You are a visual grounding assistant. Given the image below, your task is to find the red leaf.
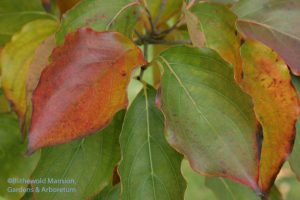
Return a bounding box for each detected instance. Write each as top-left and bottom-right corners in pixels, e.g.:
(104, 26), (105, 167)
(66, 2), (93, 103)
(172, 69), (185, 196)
(28, 28), (146, 153)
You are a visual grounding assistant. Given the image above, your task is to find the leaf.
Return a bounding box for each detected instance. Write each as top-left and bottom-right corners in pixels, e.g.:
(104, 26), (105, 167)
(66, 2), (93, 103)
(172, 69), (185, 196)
(206, 177), (282, 200)
(181, 160), (217, 200)
(27, 35), (57, 102)
(20, 186), (33, 200)
(206, 177), (260, 200)
(240, 40), (300, 193)
(56, 0), (139, 43)
(119, 85), (186, 200)
(233, 0), (300, 75)
(93, 184), (120, 200)
(57, 0), (80, 14)
(183, 5), (205, 48)
(289, 76), (300, 180)
(188, 3), (243, 82)
(0, 0), (56, 45)
(22, 35), (57, 136)
(206, 0), (239, 3)
(157, 46), (259, 189)
(144, 0), (183, 27)
(1, 19), (58, 129)
(268, 187), (283, 200)
(31, 111), (124, 200)
(29, 29), (146, 153)
(0, 113), (40, 200)
(276, 166), (300, 200)
(0, 89), (10, 113)
(109, 5), (140, 39)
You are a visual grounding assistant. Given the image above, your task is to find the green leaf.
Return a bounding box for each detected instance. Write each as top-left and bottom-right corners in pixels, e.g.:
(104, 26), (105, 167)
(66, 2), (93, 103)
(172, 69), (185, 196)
(206, 0), (239, 4)
(206, 177), (282, 200)
(0, 0), (56, 45)
(31, 111), (125, 200)
(119, 85), (186, 200)
(233, 0), (300, 76)
(269, 187), (283, 200)
(290, 76), (300, 180)
(188, 2), (243, 82)
(93, 184), (120, 200)
(157, 46), (259, 189)
(109, 5), (140, 39)
(56, 0), (139, 43)
(145, 0), (183, 26)
(206, 177), (260, 200)
(0, 113), (40, 200)
(1, 19), (58, 130)
(276, 167), (300, 200)
(0, 89), (10, 113)
(20, 187), (33, 200)
(181, 160), (217, 200)
(183, 6), (205, 48)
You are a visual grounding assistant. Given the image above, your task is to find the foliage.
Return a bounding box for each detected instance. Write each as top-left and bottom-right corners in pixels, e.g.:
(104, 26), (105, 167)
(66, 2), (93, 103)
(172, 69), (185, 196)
(0, 0), (300, 200)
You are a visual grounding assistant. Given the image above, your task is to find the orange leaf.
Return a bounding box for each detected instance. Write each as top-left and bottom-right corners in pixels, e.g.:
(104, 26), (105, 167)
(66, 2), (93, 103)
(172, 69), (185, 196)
(240, 40), (300, 194)
(28, 29), (146, 153)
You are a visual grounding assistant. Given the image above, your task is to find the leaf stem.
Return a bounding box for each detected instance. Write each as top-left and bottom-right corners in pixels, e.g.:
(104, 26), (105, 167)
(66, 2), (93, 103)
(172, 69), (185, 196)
(134, 2), (191, 82)
(137, 43), (149, 81)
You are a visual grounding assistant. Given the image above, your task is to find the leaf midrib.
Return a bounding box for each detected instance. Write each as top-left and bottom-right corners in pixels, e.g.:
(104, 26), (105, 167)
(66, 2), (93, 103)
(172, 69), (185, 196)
(144, 86), (157, 200)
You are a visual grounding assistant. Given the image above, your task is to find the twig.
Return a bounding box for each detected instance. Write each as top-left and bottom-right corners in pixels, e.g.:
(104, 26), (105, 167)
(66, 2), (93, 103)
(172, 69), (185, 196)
(156, 18), (182, 36)
(144, 7), (156, 33)
(146, 39), (192, 45)
(143, 42), (148, 61)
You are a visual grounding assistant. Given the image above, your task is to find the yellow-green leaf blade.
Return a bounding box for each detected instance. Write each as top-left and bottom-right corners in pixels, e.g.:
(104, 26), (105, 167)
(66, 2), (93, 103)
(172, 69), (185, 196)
(1, 19), (58, 128)
(0, 0), (56, 45)
(188, 3), (244, 82)
(56, 0), (139, 43)
(145, 0), (183, 27)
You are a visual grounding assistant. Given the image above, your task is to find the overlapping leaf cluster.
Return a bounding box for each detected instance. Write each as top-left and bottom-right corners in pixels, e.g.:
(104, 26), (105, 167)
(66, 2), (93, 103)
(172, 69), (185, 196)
(0, 0), (300, 200)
